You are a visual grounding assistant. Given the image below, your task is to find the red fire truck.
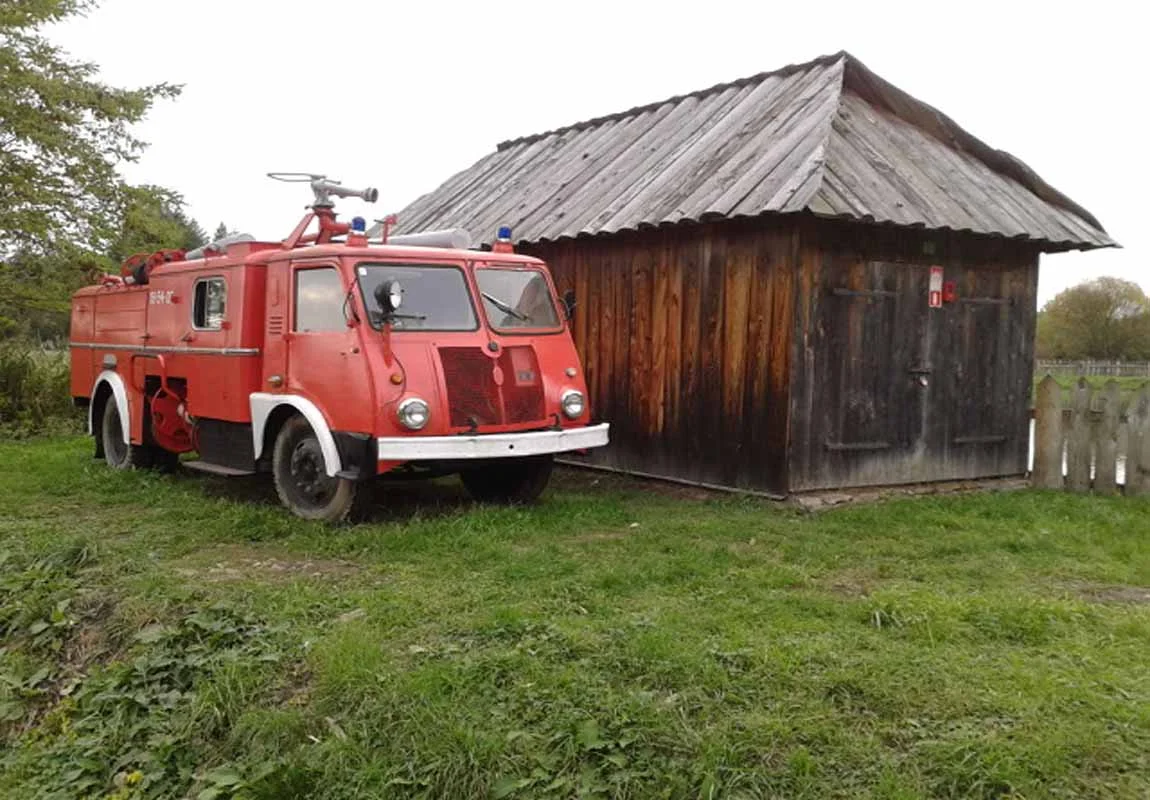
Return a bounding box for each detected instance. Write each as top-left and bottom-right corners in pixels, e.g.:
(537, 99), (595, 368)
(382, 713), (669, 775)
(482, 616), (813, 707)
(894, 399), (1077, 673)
(69, 174), (609, 521)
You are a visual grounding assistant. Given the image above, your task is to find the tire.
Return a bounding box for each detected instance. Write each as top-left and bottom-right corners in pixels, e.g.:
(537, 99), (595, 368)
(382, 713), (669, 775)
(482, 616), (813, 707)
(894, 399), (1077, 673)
(272, 416), (366, 523)
(149, 447), (181, 473)
(460, 454), (554, 504)
(101, 400), (154, 470)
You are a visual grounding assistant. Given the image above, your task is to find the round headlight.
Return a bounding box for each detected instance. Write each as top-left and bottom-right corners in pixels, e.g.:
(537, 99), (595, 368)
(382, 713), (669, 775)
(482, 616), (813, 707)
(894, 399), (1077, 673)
(561, 389), (585, 419)
(387, 281), (403, 311)
(397, 397), (429, 430)
(375, 279), (403, 314)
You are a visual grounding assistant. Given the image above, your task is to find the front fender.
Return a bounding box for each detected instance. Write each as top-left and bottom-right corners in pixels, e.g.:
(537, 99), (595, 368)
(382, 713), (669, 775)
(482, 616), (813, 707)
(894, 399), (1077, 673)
(89, 370), (130, 444)
(249, 393), (342, 477)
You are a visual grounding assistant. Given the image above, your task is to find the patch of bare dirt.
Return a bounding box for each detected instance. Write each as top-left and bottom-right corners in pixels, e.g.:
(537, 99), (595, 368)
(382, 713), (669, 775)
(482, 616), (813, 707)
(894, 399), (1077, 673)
(171, 544), (362, 584)
(1070, 583), (1150, 605)
(792, 477), (1031, 512)
(821, 568), (880, 598)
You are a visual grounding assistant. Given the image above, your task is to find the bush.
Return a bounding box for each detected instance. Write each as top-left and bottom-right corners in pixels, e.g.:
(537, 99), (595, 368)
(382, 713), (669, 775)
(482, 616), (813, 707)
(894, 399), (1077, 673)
(0, 340), (80, 437)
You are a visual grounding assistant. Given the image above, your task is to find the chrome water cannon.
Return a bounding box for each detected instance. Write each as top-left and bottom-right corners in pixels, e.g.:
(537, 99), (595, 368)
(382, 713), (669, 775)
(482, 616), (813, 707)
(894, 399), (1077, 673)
(267, 172), (379, 208)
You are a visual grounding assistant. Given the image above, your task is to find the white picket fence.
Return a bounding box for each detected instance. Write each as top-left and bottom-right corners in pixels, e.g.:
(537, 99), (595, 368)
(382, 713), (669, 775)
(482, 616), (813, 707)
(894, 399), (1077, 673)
(1035, 360), (1150, 378)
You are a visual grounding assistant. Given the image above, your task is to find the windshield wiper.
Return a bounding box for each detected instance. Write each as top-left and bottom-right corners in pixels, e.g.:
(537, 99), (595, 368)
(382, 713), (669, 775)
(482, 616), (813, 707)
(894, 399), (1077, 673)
(481, 291), (529, 322)
(369, 310), (427, 326)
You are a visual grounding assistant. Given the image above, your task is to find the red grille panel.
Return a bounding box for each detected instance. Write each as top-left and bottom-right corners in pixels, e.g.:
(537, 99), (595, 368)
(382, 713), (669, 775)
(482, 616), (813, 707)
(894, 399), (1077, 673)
(439, 347), (501, 427)
(438, 346), (546, 429)
(499, 346), (545, 424)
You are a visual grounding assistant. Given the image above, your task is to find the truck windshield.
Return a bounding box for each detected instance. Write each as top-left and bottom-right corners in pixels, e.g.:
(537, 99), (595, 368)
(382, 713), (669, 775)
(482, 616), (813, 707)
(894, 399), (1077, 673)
(475, 268), (561, 332)
(356, 264), (477, 331)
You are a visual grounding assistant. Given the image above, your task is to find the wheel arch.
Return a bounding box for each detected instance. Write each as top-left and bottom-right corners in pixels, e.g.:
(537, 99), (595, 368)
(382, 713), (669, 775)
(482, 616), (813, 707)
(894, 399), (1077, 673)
(89, 370), (130, 446)
(249, 393), (342, 477)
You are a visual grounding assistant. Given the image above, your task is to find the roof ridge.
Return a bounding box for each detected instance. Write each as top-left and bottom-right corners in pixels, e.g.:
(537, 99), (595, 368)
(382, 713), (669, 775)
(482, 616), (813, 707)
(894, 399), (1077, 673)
(495, 51), (852, 152)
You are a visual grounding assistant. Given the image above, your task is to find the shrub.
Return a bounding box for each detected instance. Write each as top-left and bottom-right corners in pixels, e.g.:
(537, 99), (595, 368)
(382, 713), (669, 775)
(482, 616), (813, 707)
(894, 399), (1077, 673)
(0, 340), (80, 437)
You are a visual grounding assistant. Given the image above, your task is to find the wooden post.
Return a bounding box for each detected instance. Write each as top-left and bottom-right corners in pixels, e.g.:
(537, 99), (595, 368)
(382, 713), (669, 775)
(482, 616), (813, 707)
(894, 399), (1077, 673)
(1032, 375), (1063, 489)
(1127, 384), (1150, 496)
(1066, 378), (1093, 492)
(1095, 380), (1120, 496)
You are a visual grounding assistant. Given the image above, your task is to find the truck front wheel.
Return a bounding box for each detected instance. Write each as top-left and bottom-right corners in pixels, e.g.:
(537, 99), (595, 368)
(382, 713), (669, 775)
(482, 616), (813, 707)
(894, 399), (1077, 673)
(101, 400), (153, 470)
(460, 454), (554, 504)
(272, 416), (366, 523)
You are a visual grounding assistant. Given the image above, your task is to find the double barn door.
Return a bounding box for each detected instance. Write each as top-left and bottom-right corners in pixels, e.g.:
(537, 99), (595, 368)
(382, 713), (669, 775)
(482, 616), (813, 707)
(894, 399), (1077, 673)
(804, 259), (1032, 489)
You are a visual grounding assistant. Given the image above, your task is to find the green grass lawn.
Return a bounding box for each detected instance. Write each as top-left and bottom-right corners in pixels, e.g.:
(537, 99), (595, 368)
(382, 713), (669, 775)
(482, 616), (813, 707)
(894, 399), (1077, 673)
(1, 438), (1148, 799)
(1031, 373), (1150, 408)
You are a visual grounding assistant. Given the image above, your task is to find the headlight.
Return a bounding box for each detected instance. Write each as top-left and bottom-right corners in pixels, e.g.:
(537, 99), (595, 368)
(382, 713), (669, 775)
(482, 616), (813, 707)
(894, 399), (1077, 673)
(560, 389), (585, 419)
(397, 397), (430, 430)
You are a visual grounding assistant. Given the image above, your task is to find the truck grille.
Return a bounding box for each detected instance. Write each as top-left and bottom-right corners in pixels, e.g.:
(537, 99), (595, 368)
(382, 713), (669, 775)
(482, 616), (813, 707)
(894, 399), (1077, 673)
(438, 346), (545, 428)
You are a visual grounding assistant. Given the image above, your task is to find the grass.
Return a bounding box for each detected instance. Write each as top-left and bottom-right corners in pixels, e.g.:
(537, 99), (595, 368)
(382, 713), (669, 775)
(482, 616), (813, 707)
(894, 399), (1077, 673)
(1032, 373), (1150, 408)
(1, 437), (1149, 798)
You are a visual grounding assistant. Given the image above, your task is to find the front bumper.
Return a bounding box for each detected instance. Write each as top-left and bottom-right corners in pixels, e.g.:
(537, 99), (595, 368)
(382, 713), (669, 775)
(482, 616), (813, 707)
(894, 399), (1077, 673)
(377, 423), (609, 461)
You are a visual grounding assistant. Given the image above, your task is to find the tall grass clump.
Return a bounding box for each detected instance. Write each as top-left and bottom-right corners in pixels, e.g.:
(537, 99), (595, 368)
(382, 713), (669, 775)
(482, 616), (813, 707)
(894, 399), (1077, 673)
(0, 340), (79, 437)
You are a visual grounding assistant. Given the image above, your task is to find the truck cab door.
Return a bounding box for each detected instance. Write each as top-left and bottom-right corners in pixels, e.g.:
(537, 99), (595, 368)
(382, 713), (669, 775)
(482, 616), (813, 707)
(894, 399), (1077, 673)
(285, 262), (372, 433)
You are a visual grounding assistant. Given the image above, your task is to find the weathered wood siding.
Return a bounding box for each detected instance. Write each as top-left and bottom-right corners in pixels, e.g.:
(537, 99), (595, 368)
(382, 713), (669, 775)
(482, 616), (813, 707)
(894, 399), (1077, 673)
(527, 219), (797, 494)
(789, 217), (1041, 491)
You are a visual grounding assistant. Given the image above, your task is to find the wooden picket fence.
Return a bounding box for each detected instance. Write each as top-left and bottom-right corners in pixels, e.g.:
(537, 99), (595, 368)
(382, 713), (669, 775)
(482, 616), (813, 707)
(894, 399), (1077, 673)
(1032, 375), (1150, 493)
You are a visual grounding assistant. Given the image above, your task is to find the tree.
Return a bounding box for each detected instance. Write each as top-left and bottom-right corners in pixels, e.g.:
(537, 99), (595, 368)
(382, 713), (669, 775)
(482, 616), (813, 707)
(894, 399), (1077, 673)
(0, 185), (206, 341)
(0, 1), (180, 258)
(213, 222), (230, 241)
(108, 185), (207, 263)
(1036, 277), (1150, 361)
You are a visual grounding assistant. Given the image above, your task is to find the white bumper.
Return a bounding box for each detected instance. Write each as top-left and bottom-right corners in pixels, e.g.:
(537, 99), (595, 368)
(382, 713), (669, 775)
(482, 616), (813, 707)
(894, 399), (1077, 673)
(377, 423), (609, 461)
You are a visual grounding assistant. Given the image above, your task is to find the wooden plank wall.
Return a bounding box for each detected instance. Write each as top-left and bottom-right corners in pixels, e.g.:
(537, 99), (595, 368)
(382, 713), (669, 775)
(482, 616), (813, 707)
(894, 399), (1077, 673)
(788, 217), (1042, 491)
(526, 219), (797, 494)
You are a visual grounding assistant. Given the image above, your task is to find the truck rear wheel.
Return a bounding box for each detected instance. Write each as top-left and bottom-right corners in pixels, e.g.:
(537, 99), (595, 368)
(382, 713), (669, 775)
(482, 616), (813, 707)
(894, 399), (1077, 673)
(101, 400), (153, 470)
(272, 416), (365, 523)
(460, 454), (554, 504)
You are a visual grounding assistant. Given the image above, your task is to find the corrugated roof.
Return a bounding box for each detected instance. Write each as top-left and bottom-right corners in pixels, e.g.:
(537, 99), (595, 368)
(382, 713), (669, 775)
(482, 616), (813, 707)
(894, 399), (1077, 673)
(393, 52), (1114, 252)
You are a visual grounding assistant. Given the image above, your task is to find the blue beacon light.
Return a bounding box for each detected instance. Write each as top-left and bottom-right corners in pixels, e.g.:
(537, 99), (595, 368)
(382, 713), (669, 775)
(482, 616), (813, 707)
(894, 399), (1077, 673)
(351, 216), (367, 233)
(497, 226), (512, 241)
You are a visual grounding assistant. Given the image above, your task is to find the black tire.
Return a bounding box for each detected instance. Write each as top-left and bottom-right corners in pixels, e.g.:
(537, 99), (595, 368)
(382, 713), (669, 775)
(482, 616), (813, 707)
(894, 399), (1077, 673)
(101, 400), (154, 470)
(460, 454), (554, 504)
(149, 447), (181, 473)
(272, 416), (366, 523)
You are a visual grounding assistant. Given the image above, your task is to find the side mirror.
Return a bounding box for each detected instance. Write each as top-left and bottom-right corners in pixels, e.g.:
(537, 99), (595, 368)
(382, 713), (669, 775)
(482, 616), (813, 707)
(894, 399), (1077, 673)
(374, 280), (403, 315)
(562, 289), (576, 321)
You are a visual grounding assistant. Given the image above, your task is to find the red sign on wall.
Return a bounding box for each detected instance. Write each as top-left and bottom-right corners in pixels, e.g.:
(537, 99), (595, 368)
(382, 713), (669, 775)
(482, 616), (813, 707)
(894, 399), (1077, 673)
(929, 266), (944, 308)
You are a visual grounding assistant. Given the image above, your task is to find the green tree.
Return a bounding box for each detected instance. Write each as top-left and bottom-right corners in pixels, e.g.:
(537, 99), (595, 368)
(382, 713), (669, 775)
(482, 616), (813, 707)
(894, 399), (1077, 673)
(213, 222), (230, 241)
(1, 186), (206, 341)
(1036, 277), (1150, 361)
(0, 0), (179, 257)
(108, 185), (206, 263)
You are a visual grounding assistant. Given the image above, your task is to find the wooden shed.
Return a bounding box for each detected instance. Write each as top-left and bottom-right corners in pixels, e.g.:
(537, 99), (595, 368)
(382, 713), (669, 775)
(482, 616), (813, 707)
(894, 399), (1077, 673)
(393, 52), (1115, 496)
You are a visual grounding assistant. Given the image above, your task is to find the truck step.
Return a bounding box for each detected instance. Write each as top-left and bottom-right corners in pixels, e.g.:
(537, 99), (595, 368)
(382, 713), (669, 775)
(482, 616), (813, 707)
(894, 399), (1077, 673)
(181, 460), (256, 477)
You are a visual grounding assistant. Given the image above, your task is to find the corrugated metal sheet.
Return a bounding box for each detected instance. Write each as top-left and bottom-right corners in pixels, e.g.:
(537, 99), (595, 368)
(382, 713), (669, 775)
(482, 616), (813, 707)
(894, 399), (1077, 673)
(394, 52), (1114, 251)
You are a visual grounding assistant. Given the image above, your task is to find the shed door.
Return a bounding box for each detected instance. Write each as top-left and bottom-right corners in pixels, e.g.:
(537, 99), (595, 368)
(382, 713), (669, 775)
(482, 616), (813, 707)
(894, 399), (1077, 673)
(815, 261), (928, 459)
(805, 261), (1027, 490)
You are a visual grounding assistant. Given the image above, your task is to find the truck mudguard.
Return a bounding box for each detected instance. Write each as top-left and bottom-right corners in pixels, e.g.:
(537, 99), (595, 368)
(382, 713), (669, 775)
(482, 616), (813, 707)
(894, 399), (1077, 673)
(89, 370), (130, 444)
(249, 393), (342, 477)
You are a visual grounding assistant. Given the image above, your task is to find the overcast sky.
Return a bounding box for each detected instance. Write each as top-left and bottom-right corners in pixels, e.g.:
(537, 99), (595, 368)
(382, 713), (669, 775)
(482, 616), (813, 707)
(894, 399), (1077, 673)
(51, 0), (1140, 306)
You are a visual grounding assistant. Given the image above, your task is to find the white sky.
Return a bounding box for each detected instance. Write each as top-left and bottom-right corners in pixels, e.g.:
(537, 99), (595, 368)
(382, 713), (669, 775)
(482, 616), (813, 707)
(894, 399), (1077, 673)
(50, 0), (1141, 306)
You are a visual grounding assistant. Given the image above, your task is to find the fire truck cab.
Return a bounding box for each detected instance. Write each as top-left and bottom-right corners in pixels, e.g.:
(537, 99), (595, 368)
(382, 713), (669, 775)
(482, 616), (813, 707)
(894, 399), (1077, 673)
(69, 176), (609, 521)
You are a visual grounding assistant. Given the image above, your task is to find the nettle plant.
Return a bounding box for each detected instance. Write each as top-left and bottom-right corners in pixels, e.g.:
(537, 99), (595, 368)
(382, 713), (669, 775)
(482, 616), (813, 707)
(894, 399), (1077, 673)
(0, 543), (300, 799)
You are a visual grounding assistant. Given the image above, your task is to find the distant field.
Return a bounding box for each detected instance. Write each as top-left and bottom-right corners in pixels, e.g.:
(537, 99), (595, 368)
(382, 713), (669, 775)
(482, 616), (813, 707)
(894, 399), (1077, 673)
(2, 437), (1149, 799)
(1032, 373), (1150, 407)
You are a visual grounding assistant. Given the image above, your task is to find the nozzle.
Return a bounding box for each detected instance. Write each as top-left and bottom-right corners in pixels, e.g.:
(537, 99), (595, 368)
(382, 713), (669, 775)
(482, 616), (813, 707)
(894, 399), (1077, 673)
(310, 178), (378, 206)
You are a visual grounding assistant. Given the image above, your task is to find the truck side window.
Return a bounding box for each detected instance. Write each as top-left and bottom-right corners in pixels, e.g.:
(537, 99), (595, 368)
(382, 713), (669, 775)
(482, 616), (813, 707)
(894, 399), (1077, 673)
(192, 277), (226, 330)
(295, 268), (345, 332)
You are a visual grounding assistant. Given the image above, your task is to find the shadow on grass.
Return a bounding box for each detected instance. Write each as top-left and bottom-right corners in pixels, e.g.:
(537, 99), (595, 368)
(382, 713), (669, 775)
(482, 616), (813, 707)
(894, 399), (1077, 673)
(181, 467), (477, 524)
